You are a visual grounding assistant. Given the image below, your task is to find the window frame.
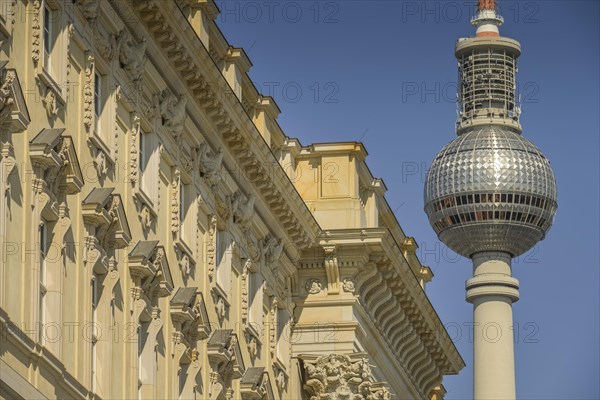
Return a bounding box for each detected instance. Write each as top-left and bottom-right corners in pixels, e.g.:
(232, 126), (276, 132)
(276, 306), (291, 367)
(91, 274), (99, 392)
(39, 221), (48, 344)
(215, 228), (232, 297)
(42, 3), (52, 74)
(248, 269), (264, 334)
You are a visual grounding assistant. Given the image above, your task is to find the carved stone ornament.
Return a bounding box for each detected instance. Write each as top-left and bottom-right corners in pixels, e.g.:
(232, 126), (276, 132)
(170, 287), (211, 365)
(129, 113), (140, 184)
(83, 54), (95, 133)
(76, 0), (99, 22)
(93, 147), (108, 179)
(305, 278), (322, 295)
(245, 332), (258, 360)
(178, 252), (190, 276)
(232, 191), (255, 230)
(117, 30), (147, 86)
(128, 241), (174, 323)
(342, 278), (356, 294)
(275, 368), (286, 393)
(160, 91), (187, 138)
(207, 214), (217, 282)
(82, 188), (132, 276)
(0, 69), (15, 123)
(262, 235), (284, 265)
(240, 367), (273, 400)
(198, 141), (224, 187)
(214, 192), (232, 221)
(323, 244), (340, 294)
(139, 204), (153, 230)
(42, 87), (59, 117)
(31, 0), (41, 65)
(207, 329), (245, 400)
(171, 168), (181, 233)
(302, 354), (391, 400)
(95, 27), (118, 62)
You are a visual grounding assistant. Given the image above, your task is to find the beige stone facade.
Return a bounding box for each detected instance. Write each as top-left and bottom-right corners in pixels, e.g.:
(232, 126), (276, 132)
(0, 1), (463, 399)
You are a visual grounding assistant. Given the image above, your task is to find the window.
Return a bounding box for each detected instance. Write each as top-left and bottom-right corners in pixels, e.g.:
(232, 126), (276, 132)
(216, 229), (232, 296)
(42, 3), (52, 73)
(139, 131), (159, 206)
(94, 72), (102, 134)
(180, 183), (188, 244)
(91, 274), (99, 392)
(39, 222), (48, 343)
(248, 270), (264, 331)
(276, 308), (290, 365)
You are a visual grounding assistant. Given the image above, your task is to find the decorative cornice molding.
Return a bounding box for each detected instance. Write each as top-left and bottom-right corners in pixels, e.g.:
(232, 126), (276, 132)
(127, 0), (319, 252)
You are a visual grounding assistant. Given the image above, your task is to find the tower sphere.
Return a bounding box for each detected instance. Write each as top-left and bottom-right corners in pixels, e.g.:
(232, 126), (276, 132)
(424, 126), (557, 258)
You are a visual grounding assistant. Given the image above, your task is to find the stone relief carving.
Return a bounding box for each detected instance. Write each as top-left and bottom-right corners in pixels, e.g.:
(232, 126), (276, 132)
(275, 368), (286, 393)
(198, 141), (224, 187)
(215, 295), (226, 321)
(129, 113), (140, 185)
(305, 279), (322, 295)
(323, 244), (340, 294)
(241, 259), (250, 324)
(95, 28), (118, 61)
(262, 235), (284, 265)
(42, 88), (58, 117)
(160, 92), (187, 138)
(218, 198), (233, 226)
(76, 0), (99, 22)
(178, 252), (191, 276)
(245, 333), (258, 360)
(269, 298), (277, 358)
(170, 288), (210, 369)
(117, 30), (146, 85)
(83, 54), (95, 133)
(0, 71), (14, 121)
(128, 242), (172, 328)
(82, 191), (130, 276)
(171, 168), (181, 233)
(206, 214), (217, 283)
(139, 204), (153, 231)
(342, 278), (356, 294)
(31, 0), (41, 65)
(232, 191), (255, 230)
(93, 147), (108, 179)
(303, 354), (391, 400)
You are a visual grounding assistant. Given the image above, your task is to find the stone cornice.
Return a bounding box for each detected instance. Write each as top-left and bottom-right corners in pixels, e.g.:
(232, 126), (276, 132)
(299, 229), (464, 395)
(297, 141), (368, 162)
(118, 0), (319, 252)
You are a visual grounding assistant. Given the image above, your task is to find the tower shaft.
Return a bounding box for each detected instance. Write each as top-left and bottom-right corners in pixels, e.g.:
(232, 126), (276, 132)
(466, 252), (519, 400)
(424, 1), (558, 398)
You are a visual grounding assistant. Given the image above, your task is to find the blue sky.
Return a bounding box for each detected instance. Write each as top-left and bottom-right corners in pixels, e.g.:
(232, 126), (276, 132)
(216, 1), (600, 398)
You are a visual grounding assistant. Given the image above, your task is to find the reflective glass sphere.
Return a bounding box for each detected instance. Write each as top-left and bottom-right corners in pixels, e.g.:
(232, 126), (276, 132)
(424, 127), (557, 258)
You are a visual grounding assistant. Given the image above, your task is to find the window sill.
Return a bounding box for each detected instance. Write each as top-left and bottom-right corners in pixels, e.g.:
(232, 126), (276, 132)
(244, 323), (262, 345)
(174, 238), (195, 264)
(134, 189), (157, 216)
(273, 358), (288, 375)
(89, 132), (115, 165)
(212, 283), (229, 304)
(37, 67), (66, 106)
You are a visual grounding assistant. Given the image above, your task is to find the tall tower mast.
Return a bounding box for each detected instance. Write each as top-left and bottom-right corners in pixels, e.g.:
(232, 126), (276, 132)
(424, 1), (558, 399)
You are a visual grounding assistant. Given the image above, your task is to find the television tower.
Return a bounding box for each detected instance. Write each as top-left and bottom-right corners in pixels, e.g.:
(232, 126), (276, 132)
(423, 1), (558, 399)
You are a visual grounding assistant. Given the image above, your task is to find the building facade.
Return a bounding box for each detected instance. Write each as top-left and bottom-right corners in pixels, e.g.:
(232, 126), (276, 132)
(0, 1), (463, 399)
